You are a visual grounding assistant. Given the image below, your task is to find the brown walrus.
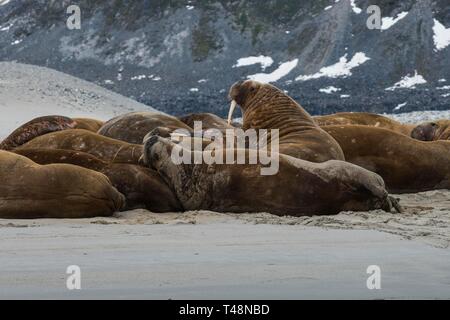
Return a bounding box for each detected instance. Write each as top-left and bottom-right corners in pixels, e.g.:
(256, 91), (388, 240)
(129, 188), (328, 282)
(179, 113), (235, 131)
(314, 112), (414, 136)
(0, 150), (125, 219)
(228, 80), (344, 162)
(0, 115), (76, 151)
(73, 118), (105, 132)
(98, 112), (193, 144)
(322, 125), (450, 193)
(142, 135), (400, 216)
(16, 129), (143, 165)
(410, 120), (450, 141)
(14, 149), (183, 212)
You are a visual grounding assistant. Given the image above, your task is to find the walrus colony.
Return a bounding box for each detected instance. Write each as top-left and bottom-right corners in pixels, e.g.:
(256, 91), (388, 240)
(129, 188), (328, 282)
(1, 80), (448, 218)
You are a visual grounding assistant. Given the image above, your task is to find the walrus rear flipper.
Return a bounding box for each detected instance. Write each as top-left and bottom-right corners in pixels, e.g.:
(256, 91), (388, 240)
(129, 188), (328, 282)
(387, 196), (403, 213)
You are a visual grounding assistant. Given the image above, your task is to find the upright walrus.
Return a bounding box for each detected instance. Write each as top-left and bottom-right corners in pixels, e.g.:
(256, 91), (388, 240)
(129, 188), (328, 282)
(14, 149), (183, 212)
(16, 129), (143, 165)
(411, 120), (450, 141)
(0, 151), (125, 219)
(143, 135), (399, 216)
(98, 112), (193, 144)
(314, 112), (414, 136)
(322, 125), (450, 193)
(0, 115), (76, 151)
(228, 80), (344, 162)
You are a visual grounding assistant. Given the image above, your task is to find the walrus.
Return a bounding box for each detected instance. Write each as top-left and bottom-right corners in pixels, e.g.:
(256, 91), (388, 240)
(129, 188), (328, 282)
(16, 129), (143, 165)
(98, 112), (193, 144)
(73, 117), (105, 132)
(178, 113), (235, 131)
(314, 112), (415, 136)
(322, 125), (450, 193)
(228, 80), (344, 162)
(14, 149), (183, 212)
(142, 135), (400, 216)
(410, 120), (450, 141)
(0, 151), (125, 219)
(0, 115), (76, 151)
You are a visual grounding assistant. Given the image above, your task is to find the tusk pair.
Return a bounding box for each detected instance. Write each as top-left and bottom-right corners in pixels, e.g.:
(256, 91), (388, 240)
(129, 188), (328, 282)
(227, 100), (237, 125)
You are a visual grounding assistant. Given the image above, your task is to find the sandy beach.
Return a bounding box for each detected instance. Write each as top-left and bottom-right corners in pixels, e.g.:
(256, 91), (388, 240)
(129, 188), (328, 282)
(1, 190), (450, 299)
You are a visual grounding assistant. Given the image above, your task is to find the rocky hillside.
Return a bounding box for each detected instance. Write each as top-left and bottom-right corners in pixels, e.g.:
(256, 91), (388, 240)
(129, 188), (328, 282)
(0, 0), (449, 117)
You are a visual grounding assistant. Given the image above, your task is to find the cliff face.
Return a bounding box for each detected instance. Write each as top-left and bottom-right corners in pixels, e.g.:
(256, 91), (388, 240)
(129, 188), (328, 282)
(0, 0), (449, 116)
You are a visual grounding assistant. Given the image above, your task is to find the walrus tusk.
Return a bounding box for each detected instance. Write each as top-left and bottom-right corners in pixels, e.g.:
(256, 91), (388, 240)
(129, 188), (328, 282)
(227, 100), (237, 125)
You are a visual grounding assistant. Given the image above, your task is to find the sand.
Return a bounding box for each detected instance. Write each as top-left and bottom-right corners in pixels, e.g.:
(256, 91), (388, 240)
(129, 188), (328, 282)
(1, 190), (449, 299)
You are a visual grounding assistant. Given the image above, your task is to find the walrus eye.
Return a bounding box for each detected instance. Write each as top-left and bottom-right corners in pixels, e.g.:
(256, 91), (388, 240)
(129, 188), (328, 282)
(430, 123), (437, 127)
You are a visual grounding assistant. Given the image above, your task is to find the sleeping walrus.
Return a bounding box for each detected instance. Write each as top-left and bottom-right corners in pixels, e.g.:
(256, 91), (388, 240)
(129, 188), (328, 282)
(0, 115), (76, 151)
(0, 151), (124, 219)
(16, 129), (143, 165)
(14, 149), (182, 212)
(98, 112), (192, 144)
(227, 80), (344, 162)
(314, 112), (414, 136)
(142, 135), (400, 216)
(322, 125), (450, 193)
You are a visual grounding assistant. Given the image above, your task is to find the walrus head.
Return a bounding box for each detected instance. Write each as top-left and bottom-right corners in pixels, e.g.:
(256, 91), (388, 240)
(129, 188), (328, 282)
(411, 122), (439, 141)
(227, 80), (265, 125)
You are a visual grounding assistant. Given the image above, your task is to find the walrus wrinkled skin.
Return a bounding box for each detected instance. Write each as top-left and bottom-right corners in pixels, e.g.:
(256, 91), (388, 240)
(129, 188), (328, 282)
(228, 80), (344, 162)
(0, 151), (125, 219)
(16, 129), (143, 165)
(73, 118), (105, 132)
(142, 135), (398, 216)
(179, 113), (235, 131)
(98, 112), (193, 144)
(0, 115), (76, 151)
(322, 125), (450, 193)
(14, 149), (183, 212)
(411, 120), (450, 141)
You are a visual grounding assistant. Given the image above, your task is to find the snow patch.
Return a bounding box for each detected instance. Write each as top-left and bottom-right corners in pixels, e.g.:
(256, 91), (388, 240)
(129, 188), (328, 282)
(296, 52), (370, 81)
(394, 102), (407, 111)
(350, 0), (362, 14)
(442, 93), (450, 98)
(319, 86), (341, 94)
(385, 71), (427, 91)
(324, 6), (332, 11)
(198, 79), (208, 83)
(233, 56), (274, 70)
(438, 79), (446, 83)
(340, 94), (350, 98)
(131, 75), (147, 81)
(190, 88), (199, 92)
(437, 85), (450, 90)
(11, 39), (22, 45)
(186, 5), (194, 10)
(433, 19), (450, 51)
(247, 59), (298, 83)
(0, 0), (11, 6)
(381, 12), (408, 30)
